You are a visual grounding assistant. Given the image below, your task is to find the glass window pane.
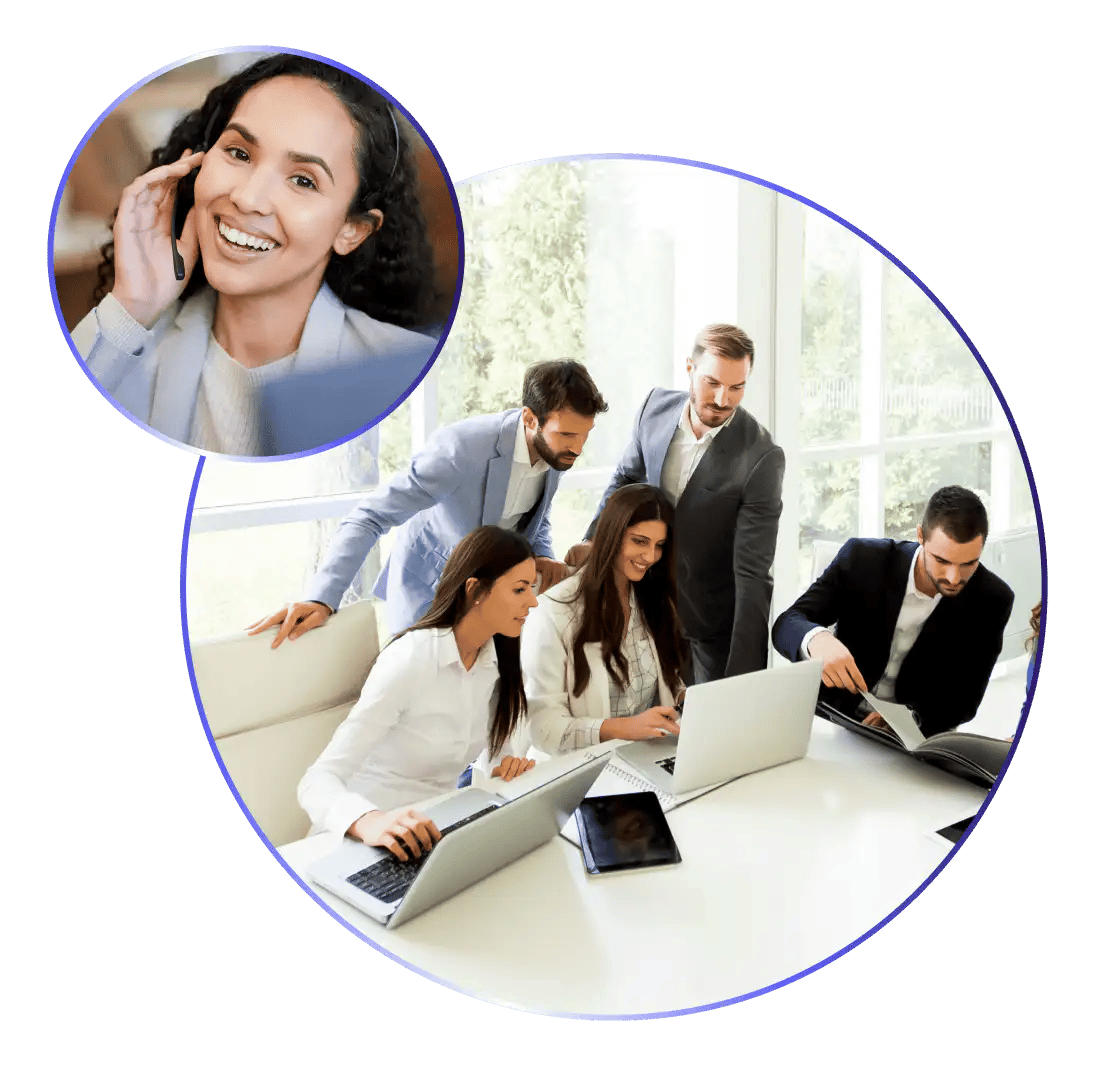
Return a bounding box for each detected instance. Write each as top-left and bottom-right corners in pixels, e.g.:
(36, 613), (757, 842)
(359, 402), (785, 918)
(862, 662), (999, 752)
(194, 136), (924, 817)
(883, 443), (992, 539)
(1008, 435), (1037, 529)
(437, 159), (739, 477)
(797, 458), (860, 591)
(800, 212), (862, 446)
(548, 487), (605, 561)
(186, 519), (381, 640)
(377, 404), (412, 483)
(882, 262), (994, 437)
(195, 432), (379, 507)
(438, 162), (589, 428)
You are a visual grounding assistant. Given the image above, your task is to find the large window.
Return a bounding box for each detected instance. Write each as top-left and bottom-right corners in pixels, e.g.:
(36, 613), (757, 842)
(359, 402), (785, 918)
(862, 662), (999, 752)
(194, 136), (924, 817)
(188, 160), (1038, 676)
(773, 204), (1035, 627)
(189, 159), (743, 638)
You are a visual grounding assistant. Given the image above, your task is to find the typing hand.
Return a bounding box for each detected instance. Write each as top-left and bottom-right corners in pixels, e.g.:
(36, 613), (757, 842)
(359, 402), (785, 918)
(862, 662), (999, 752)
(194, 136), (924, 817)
(350, 809), (441, 862)
(807, 631), (868, 693)
(612, 705), (681, 741)
(490, 756), (537, 781)
(247, 601), (333, 649)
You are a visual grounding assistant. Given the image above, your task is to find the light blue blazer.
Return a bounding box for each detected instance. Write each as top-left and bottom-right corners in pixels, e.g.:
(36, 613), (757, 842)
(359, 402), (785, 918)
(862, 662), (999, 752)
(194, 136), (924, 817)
(304, 409), (562, 633)
(71, 285), (435, 454)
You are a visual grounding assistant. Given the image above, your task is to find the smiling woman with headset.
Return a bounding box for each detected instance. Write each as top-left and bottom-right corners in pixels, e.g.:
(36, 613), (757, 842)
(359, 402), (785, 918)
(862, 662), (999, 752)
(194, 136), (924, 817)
(70, 53), (440, 455)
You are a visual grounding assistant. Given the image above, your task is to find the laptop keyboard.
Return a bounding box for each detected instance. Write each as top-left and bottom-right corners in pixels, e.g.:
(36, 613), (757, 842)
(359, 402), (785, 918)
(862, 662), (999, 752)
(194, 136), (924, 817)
(346, 806), (498, 905)
(656, 757), (676, 775)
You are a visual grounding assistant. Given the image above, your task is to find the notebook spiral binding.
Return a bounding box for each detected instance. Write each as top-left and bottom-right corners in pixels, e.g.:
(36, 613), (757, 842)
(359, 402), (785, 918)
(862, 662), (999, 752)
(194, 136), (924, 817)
(603, 761), (677, 811)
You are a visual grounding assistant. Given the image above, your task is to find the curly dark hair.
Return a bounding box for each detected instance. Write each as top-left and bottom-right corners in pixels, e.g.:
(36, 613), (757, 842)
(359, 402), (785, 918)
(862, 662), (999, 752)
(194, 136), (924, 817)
(94, 53), (437, 330)
(565, 484), (688, 700)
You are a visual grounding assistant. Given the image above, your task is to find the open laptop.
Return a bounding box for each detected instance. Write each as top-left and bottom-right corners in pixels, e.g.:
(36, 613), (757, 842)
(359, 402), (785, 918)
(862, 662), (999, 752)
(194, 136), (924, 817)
(308, 752), (610, 929)
(615, 659), (824, 794)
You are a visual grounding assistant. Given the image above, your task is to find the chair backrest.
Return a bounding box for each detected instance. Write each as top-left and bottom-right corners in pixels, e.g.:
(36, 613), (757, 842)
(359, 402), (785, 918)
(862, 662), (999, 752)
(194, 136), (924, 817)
(191, 601), (380, 846)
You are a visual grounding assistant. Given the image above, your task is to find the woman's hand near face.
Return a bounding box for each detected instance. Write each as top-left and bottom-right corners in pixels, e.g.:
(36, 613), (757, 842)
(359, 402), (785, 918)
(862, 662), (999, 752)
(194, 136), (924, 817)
(112, 150), (206, 328)
(490, 756), (536, 782)
(349, 808), (441, 862)
(600, 705), (681, 742)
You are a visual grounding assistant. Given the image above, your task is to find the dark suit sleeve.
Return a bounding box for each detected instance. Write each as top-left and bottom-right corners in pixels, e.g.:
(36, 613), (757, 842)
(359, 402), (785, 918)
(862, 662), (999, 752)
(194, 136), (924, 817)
(583, 390), (653, 541)
(724, 446), (785, 676)
(771, 540), (854, 663)
(913, 584), (1015, 735)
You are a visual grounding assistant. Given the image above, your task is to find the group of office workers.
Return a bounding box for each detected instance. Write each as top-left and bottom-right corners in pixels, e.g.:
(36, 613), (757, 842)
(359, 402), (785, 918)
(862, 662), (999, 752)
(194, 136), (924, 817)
(249, 325), (1017, 861)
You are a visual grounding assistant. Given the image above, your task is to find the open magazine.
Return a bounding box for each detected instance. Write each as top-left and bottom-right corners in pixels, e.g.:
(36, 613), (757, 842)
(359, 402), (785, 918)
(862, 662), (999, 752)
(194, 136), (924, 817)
(816, 691), (1011, 789)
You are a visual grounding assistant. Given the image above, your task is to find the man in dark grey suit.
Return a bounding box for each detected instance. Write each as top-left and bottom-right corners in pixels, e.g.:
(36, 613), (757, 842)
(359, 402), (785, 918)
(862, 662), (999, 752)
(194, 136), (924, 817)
(570, 325), (785, 682)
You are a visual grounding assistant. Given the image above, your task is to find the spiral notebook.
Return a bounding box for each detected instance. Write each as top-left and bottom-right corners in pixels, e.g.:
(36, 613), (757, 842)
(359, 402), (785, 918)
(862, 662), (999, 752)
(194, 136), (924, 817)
(558, 752), (723, 847)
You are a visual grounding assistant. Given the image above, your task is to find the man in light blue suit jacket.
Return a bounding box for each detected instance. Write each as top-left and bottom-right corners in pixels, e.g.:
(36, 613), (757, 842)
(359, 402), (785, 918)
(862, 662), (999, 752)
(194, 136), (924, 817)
(251, 360), (608, 645)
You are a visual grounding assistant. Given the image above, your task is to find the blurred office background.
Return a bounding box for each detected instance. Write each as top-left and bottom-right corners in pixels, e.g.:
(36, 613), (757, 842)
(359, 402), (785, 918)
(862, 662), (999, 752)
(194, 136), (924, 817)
(187, 159), (1041, 736)
(52, 51), (460, 332)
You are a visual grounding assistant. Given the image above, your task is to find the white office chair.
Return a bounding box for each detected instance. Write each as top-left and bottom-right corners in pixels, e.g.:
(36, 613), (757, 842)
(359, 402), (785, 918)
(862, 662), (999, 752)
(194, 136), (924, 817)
(191, 600), (381, 846)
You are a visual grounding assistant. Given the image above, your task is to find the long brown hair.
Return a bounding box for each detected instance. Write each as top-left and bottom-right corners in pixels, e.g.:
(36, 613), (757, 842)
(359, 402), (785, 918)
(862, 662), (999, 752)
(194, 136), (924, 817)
(566, 484), (687, 698)
(1026, 601), (1042, 652)
(397, 526), (532, 758)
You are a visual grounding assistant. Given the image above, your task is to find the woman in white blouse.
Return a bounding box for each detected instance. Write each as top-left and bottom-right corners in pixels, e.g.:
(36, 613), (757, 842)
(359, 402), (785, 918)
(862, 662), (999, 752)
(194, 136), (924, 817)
(298, 526), (538, 861)
(522, 484), (689, 755)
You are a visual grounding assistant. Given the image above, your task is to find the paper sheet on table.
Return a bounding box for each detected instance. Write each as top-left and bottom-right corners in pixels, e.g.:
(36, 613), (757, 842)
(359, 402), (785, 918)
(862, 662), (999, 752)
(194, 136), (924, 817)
(861, 691), (926, 750)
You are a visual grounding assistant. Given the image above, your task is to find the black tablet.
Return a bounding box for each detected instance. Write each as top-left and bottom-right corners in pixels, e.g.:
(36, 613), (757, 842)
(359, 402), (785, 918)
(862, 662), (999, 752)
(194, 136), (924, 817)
(575, 792), (682, 875)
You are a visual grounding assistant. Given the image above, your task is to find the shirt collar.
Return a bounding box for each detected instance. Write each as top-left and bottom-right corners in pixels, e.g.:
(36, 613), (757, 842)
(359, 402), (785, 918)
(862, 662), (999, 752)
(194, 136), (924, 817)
(907, 546), (939, 603)
(680, 399), (734, 442)
(436, 627), (499, 671)
(513, 422), (548, 473)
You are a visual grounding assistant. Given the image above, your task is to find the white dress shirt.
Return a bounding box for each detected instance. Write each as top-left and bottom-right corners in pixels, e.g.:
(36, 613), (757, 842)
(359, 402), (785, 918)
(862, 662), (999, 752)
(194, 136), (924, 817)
(297, 628), (504, 837)
(499, 424), (550, 530)
(659, 401), (734, 504)
(800, 546), (941, 699)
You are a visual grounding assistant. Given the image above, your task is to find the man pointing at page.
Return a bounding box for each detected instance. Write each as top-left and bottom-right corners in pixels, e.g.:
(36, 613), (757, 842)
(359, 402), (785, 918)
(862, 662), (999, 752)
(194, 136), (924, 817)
(771, 486), (1014, 736)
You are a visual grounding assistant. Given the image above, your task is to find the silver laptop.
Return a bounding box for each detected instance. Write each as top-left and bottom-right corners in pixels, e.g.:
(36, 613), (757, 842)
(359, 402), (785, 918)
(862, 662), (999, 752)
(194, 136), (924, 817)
(308, 752), (610, 929)
(616, 659), (823, 794)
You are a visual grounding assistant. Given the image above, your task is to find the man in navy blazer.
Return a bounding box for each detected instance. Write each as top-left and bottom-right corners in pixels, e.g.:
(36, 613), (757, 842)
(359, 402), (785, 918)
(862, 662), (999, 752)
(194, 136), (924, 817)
(572, 325), (785, 682)
(250, 360), (608, 645)
(771, 486), (1014, 737)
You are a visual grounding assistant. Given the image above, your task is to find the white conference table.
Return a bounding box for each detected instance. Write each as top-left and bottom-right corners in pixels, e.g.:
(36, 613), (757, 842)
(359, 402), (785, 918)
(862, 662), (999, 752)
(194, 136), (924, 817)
(278, 719), (989, 1016)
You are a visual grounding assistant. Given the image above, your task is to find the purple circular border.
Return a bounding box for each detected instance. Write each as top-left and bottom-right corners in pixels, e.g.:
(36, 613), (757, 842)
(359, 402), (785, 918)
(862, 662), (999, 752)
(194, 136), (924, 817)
(47, 44), (465, 463)
(180, 153), (1047, 1019)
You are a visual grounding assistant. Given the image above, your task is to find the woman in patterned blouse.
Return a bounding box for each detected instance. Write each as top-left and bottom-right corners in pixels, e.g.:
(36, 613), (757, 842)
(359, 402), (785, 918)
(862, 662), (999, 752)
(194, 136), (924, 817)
(521, 484), (689, 754)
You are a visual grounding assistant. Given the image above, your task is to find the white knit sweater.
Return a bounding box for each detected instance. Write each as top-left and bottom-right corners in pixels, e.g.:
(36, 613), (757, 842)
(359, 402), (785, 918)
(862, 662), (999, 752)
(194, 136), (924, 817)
(189, 337), (297, 455)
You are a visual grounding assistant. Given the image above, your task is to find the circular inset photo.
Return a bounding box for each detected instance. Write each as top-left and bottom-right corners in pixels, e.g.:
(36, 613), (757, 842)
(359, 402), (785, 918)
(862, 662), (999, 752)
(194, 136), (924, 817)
(51, 49), (461, 458)
(182, 156), (1044, 1017)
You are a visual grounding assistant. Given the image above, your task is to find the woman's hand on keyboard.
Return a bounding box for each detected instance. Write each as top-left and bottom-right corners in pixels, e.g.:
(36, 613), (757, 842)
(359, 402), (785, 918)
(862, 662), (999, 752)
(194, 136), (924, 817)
(490, 756), (537, 781)
(601, 705), (681, 742)
(349, 809), (442, 862)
